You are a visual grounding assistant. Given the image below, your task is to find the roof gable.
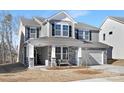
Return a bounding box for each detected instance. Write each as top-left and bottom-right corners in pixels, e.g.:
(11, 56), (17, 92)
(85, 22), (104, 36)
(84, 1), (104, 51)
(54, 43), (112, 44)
(109, 16), (124, 24)
(47, 11), (76, 23)
(20, 17), (40, 27)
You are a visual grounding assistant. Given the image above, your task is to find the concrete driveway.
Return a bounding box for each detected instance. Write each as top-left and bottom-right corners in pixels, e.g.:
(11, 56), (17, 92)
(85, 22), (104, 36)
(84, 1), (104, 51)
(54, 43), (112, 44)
(74, 65), (124, 82)
(90, 64), (124, 74)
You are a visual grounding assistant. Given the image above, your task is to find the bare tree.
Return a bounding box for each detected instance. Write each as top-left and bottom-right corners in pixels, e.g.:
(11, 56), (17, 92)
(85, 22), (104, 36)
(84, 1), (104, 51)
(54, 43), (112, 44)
(0, 11), (18, 64)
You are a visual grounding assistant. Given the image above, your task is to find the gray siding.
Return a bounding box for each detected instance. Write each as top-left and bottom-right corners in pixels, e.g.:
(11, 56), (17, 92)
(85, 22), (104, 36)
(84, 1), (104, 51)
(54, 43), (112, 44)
(91, 31), (99, 42)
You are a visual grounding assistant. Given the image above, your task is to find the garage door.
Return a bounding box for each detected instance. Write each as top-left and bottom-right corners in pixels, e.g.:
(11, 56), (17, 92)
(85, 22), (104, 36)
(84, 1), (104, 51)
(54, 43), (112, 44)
(82, 49), (104, 65)
(89, 51), (104, 64)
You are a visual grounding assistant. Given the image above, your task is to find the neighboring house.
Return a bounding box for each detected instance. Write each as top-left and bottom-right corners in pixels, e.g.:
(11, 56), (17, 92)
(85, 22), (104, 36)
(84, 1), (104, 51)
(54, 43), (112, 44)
(18, 11), (109, 68)
(99, 16), (124, 59)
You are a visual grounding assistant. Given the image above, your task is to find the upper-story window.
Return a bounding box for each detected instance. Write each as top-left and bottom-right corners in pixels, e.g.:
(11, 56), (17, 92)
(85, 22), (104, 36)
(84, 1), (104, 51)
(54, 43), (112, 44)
(78, 30), (84, 40)
(85, 31), (89, 40)
(55, 24), (61, 36)
(25, 26), (40, 41)
(109, 31), (113, 35)
(30, 27), (37, 39)
(63, 25), (69, 36)
(103, 33), (106, 41)
(75, 29), (90, 41)
(53, 23), (69, 37)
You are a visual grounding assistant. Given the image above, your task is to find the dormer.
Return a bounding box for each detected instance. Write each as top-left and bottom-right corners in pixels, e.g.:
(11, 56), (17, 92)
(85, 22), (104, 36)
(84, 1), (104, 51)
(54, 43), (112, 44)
(35, 11), (76, 38)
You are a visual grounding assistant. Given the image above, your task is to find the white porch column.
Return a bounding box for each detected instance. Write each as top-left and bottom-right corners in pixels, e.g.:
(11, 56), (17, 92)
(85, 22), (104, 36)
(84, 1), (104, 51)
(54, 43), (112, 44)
(28, 44), (34, 68)
(77, 47), (82, 66)
(102, 50), (107, 64)
(47, 21), (50, 37)
(51, 46), (56, 67)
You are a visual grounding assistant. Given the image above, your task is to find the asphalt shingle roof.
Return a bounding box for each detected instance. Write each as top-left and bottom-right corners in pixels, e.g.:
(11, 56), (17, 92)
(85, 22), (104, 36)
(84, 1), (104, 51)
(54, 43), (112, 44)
(20, 17), (40, 27)
(27, 37), (109, 49)
(109, 16), (124, 24)
(75, 22), (100, 31)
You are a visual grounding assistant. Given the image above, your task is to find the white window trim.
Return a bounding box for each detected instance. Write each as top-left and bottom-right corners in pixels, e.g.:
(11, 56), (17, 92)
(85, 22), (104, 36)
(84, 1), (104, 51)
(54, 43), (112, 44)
(77, 30), (90, 40)
(54, 22), (69, 37)
(62, 25), (69, 37)
(55, 46), (69, 60)
(54, 23), (61, 37)
(30, 27), (37, 39)
(82, 31), (89, 40)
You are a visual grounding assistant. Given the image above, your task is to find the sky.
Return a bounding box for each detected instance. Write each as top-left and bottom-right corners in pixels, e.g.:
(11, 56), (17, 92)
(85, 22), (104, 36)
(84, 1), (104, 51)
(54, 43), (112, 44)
(6, 10), (124, 27)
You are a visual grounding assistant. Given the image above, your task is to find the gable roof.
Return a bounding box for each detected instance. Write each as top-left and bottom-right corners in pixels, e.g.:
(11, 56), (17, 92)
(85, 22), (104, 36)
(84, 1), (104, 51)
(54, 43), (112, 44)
(108, 16), (124, 24)
(47, 11), (76, 23)
(75, 22), (100, 31)
(20, 17), (40, 27)
(33, 17), (46, 22)
(20, 11), (99, 30)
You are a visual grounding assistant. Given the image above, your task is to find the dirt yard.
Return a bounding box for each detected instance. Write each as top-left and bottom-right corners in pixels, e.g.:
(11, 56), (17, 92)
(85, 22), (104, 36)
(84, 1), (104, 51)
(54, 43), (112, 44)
(112, 60), (124, 66)
(0, 63), (118, 82)
(108, 59), (124, 66)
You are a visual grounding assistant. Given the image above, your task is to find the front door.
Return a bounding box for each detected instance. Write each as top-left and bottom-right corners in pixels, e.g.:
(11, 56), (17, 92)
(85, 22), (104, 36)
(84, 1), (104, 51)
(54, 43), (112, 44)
(34, 47), (45, 66)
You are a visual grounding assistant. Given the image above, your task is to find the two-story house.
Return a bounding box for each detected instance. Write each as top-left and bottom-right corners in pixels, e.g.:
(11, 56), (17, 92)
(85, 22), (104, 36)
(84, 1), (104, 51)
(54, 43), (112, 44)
(18, 11), (109, 68)
(100, 16), (124, 59)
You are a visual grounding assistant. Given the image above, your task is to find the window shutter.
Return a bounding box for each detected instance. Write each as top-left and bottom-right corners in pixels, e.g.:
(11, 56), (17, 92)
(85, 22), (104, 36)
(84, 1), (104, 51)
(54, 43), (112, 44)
(89, 31), (92, 41)
(27, 27), (30, 39)
(52, 24), (55, 36)
(75, 29), (79, 39)
(37, 27), (40, 38)
(69, 25), (72, 37)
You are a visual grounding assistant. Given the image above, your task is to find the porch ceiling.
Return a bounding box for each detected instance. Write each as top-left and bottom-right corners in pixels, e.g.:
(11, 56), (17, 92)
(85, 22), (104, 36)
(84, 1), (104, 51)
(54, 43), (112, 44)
(27, 37), (109, 49)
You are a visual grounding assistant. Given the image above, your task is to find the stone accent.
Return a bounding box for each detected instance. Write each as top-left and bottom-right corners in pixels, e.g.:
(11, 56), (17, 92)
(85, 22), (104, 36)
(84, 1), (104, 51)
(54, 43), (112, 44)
(51, 58), (56, 67)
(29, 58), (34, 68)
(77, 47), (82, 66)
(77, 57), (82, 67)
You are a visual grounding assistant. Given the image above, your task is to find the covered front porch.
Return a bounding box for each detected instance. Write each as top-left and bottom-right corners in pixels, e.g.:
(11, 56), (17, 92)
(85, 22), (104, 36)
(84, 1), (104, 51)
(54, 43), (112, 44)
(25, 37), (109, 68)
(28, 45), (82, 68)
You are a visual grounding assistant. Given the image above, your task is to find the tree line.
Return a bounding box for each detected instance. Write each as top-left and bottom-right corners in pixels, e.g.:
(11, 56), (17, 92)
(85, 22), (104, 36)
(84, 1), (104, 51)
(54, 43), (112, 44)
(0, 11), (18, 64)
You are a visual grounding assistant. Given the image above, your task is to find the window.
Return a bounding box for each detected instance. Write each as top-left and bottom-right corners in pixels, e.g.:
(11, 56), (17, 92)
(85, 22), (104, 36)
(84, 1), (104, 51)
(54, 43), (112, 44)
(63, 47), (68, 59)
(53, 23), (69, 37)
(109, 31), (113, 35)
(55, 24), (61, 36)
(55, 47), (68, 60)
(63, 25), (69, 36)
(103, 33), (105, 41)
(75, 30), (90, 40)
(78, 30), (84, 40)
(30, 27), (37, 38)
(56, 47), (61, 60)
(30, 28), (35, 33)
(85, 31), (89, 40)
